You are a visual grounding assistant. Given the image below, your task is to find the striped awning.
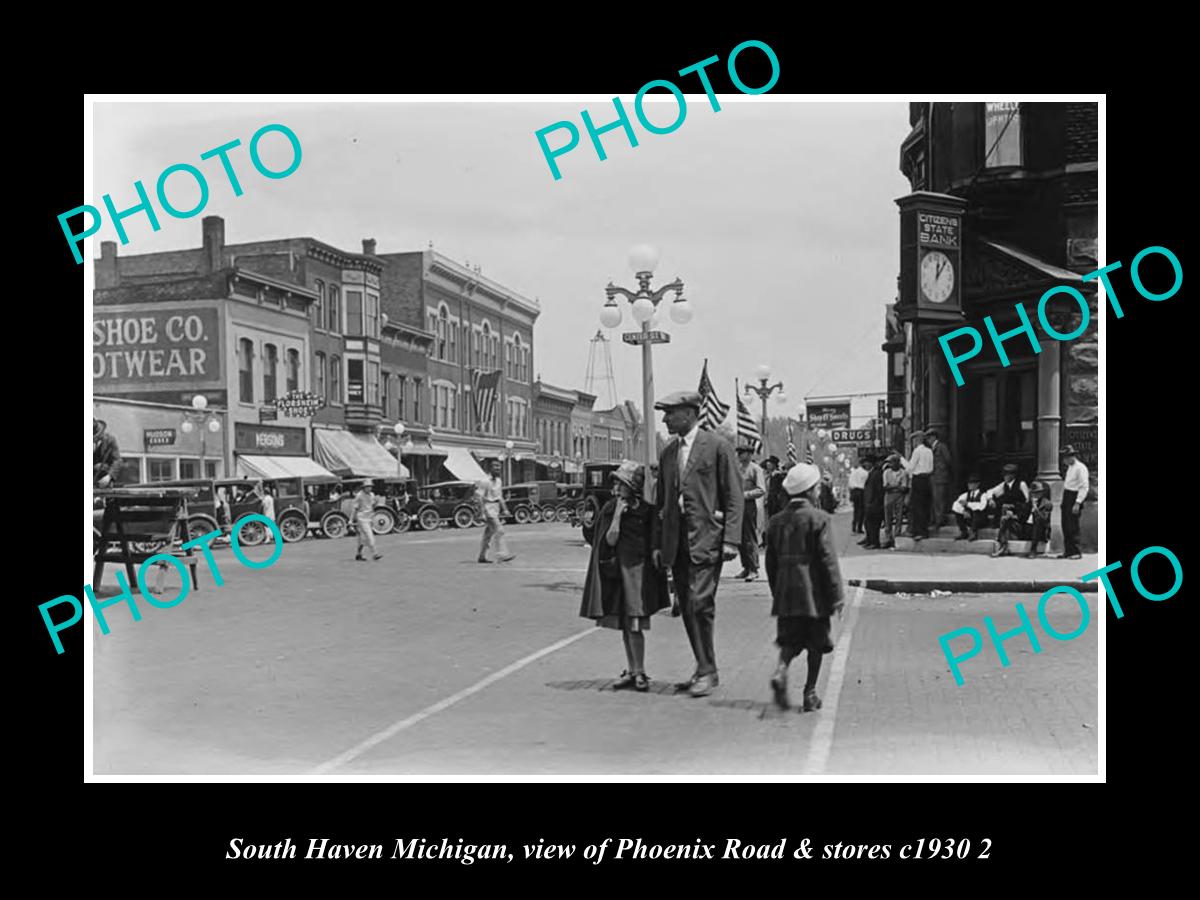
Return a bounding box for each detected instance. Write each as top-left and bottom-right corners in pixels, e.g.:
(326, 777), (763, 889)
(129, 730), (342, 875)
(314, 430), (407, 478)
(236, 454), (336, 480)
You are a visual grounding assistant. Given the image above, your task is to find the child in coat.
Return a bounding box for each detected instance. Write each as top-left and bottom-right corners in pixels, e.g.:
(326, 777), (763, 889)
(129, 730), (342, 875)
(1026, 481), (1054, 558)
(765, 463), (846, 712)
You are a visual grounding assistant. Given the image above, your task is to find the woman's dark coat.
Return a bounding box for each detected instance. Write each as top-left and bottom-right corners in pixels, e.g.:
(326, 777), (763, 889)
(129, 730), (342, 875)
(765, 497), (845, 618)
(579, 498), (670, 620)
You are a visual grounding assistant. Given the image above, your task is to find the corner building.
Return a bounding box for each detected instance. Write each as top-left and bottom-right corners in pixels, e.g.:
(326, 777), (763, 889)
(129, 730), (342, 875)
(888, 101), (1098, 549)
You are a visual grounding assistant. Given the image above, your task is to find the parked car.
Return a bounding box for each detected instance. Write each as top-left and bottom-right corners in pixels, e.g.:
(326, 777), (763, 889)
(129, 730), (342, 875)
(369, 477), (415, 533)
(579, 463), (621, 545)
(555, 483), (584, 524)
(123, 477), (273, 545)
(404, 480), (482, 530)
(332, 477), (411, 536)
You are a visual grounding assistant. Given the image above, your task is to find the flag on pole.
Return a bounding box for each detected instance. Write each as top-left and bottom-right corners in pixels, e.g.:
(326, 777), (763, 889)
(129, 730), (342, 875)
(735, 392), (762, 451)
(697, 359), (729, 431)
(786, 422), (797, 465)
(471, 368), (501, 432)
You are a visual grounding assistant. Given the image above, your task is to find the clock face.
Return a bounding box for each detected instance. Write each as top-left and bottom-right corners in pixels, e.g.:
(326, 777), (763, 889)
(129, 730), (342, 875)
(920, 250), (955, 304)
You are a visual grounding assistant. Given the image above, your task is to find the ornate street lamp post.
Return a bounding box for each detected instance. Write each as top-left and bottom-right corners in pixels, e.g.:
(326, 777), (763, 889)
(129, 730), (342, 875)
(180, 394), (222, 477)
(744, 364), (785, 449)
(600, 245), (691, 491)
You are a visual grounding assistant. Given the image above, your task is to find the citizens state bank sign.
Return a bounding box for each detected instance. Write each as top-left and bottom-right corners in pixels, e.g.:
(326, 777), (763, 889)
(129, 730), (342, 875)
(93, 307), (221, 387)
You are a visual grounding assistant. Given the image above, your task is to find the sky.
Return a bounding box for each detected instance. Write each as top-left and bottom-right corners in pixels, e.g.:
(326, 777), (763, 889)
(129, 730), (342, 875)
(92, 98), (912, 427)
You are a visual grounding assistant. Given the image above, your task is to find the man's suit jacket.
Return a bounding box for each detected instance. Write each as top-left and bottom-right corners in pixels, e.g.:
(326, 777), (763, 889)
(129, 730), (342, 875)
(932, 440), (953, 484)
(654, 428), (743, 567)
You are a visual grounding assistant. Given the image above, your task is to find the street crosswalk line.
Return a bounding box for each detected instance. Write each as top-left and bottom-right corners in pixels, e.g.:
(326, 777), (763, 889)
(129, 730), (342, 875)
(801, 581), (867, 775)
(308, 626), (600, 775)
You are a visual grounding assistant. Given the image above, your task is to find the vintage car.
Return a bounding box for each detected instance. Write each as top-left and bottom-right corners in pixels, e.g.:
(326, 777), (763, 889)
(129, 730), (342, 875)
(554, 483), (584, 524)
(368, 477), (416, 534)
(403, 480), (483, 531)
(330, 477), (415, 536)
(118, 477), (276, 545)
(579, 462), (621, 545)
(502, 480), (568, 524)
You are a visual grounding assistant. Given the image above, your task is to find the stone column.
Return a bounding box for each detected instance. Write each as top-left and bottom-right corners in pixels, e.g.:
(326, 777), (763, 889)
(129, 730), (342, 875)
(1037, 316), (1065, 553)
(924, 329), (950, 439)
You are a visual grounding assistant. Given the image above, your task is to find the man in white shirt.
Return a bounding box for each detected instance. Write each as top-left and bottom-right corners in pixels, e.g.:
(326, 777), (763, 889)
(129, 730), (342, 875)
(476, 460), (515, 564)
(902, 430), (935, 540)
(1060, 445), (1090, 559)
(847, 459), (869, 534)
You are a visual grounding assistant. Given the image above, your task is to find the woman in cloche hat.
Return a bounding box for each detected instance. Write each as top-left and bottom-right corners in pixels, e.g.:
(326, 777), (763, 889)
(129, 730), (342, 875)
(764, 463), (846, 712)
(579, 460), (670, 692)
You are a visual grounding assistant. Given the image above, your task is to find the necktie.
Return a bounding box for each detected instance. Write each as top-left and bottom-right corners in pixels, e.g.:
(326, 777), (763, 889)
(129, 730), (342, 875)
(677, 436), (690, 511)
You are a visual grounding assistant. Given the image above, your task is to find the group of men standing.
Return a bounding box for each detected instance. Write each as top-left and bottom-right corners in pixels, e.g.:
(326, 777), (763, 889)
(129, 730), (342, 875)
(848, 428), (952, 546)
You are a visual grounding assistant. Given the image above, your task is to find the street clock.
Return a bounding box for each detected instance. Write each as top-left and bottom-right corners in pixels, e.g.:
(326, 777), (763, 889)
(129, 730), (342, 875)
(895, 192), (967, 323)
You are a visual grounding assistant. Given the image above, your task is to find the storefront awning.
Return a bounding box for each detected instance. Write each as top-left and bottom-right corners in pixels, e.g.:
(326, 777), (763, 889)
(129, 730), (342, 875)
(443, 446), (489, 482)
(236, 454), (336, 480)
(399, 443), (447, 457)
(314, 429), (409, 478)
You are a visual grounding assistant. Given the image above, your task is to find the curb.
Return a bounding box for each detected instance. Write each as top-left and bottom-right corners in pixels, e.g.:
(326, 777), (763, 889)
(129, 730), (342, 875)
(848, 579), (1098, 595)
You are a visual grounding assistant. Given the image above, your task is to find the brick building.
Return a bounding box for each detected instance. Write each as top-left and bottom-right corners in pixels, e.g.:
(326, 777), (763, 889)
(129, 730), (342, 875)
(889, 101), (1098, 548)
(376, 250), (539, 482)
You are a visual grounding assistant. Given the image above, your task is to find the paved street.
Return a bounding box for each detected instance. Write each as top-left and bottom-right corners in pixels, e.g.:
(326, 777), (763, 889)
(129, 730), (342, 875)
(92, 509), (1098, 776)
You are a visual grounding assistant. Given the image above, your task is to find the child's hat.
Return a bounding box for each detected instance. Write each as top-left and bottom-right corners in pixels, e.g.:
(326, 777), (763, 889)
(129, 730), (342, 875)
(611, 460), (645, 493)
(783, 463), (821, 496)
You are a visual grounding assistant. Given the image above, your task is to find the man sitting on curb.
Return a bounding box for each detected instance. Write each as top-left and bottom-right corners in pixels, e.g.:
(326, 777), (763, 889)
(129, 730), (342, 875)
(988, 463), (1030, 558)
(952, 473), (989, 542)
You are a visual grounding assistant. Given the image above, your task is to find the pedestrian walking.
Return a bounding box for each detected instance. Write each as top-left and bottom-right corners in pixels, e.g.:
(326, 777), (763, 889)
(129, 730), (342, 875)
(988, 463), (1030, 558)
(93, 419), (122, 488)
(258, 482), (277, 543)
(579, 461), (670, 692)
(476, 459), (515, 564)
(929, 428), (953, 534)
(652, 390), (742, 699)
(903, 430), (934, 540)
(951, 473), (988, 541)
(1026, 481), (1054, 558)
(353, 481), (382, 561)
(880, 452), (908, 549)
(763, 456), (785, 518)
(766, 463), (846, 712)
(847, 458), (868, 534)
(860, 453), (884, 549)
(1060, 445), (1089, 560)
(735, 445), (765, 581)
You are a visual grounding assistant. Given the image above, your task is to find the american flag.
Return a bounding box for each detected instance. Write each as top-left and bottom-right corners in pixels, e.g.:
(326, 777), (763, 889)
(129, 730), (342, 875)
(786, 421), (797, 465)
(472, 368), (501, 432)
(805, 443), (814, 464)
(697, 359), (729, 431)
(735, 393), (762, 451)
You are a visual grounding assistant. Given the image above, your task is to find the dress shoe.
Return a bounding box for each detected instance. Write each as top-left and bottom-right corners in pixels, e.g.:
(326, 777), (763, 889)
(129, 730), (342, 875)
(802, 689), (823, 712)
(1066, 552), (1082, 560)
(733, 570), (750, 580)
(634, 673), (650, 692)
(743, 571), (758, 582)
(477, 557), (494, 564)
(689, 674), (715, 697)
(612, 670), (636, 690)
(991, 547), (1011, 558)
(856, 538), (869, 546)
(373, 554), (383, 561)
(498, 554), (517, 563)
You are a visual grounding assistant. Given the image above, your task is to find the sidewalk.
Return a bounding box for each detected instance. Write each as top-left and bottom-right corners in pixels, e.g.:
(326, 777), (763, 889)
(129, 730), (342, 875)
(839, 551), (1102, 594)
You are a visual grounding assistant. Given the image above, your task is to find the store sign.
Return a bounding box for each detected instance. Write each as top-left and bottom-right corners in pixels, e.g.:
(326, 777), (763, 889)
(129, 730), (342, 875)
(1062, 423), (1098, 480)
(259, 406), (278, 422)
(917, 212), (960, 248)
(806, 402), (851, 429)
(622, 331), (670, 345)
(234, 423), (307, 456)
(831, 428), (873, 443)
(143, 428), (176, 449)
(92, 307), (221, 387)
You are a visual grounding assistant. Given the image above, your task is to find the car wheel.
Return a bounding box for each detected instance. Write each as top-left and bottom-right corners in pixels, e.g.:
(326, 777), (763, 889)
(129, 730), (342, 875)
(187, 515), (219, 542)
(514, 506), (531, 525)
(278, 513), (308, 543)
(321, 512), (349, 539)
(529, 506), (543, 523)
(555, 506), (572, 523)
(392, 510), (412, 534)
(371, 508), (395, 535)
(236, 519), (267, 546)
(418, 507), (442, 531)
(453, 506), (475, 529)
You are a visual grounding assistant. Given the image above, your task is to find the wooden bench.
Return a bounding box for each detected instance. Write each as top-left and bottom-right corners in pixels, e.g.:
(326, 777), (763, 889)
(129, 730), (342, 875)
(93, 489), (200, 593)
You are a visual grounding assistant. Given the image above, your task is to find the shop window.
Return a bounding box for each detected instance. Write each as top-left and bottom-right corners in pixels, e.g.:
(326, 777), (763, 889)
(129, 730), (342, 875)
(238, 338), (254, 403)
(347, 358), (365, 403)
(315, 352), (327, 401)
(328, 286), (341, 334)
(205, 459), (218, 479)
(330, 355), (342, 405)
(347, 290), (363, 335)
(984, 102), (1022, 168)
(286, 348), (300, 394)
(147, 458), (175, 482)
(263, 343), (278, 402)
(180, 458), (198, 480)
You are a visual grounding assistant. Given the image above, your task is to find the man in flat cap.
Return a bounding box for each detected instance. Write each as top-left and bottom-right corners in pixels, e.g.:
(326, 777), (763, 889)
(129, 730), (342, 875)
(651, 390), (743, 698)
(1059, 445), (1089, 560)
(93, 418), (122, 488)
(902, 429), (934, 541)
